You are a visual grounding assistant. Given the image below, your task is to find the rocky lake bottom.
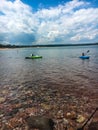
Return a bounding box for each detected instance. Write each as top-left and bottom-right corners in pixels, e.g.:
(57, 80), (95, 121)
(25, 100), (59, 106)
(0, 83), (98, 130)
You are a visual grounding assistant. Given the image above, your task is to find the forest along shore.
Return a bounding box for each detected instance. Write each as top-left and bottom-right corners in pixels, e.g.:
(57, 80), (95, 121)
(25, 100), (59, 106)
(0, 83), (98, 130)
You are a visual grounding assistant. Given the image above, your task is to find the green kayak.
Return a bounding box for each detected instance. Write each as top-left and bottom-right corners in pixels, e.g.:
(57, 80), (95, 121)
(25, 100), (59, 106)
(25, 55), (42, 59)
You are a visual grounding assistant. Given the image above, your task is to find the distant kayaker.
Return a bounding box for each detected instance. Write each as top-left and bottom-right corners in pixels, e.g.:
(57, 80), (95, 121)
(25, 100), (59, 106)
(31, 53), (34, 56)
(82, 50), (90, 56)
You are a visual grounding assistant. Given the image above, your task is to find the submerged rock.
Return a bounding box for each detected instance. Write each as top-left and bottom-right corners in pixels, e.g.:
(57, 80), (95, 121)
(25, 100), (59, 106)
(0, 97), (6, 103)
(76, 115), (85, 123)
(25, 116), (55, 130)
(66, 111), (77, 120)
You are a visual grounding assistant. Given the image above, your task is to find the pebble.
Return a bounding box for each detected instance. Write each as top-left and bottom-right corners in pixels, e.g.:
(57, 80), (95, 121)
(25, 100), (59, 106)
(0, 97), (6, 103)
(76, 115), (85, 123)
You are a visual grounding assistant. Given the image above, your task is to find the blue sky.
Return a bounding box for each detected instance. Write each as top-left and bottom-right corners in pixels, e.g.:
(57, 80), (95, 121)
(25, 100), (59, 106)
(0, 0), (98, 45)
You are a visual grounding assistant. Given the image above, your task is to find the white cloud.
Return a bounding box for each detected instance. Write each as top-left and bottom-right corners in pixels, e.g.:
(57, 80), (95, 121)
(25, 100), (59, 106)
(0, 0), (98, 44)
(0, 0), (34, 34)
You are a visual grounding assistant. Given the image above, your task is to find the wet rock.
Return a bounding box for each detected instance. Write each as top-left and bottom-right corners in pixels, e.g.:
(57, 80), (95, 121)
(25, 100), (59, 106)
(0, 114), (4, 118)
(0, 97), (6, 103)
(66, 111), (77, 120)
(63, 118), (69, 125)
(56, 110), (64, 119)
(25, 116), (55, 130)
(76, 115), (85, 123)
(41, 103), (51, 110)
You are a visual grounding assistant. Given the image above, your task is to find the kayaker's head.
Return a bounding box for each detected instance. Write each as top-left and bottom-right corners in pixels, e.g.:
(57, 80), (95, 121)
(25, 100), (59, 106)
(82, 53), (85, 56)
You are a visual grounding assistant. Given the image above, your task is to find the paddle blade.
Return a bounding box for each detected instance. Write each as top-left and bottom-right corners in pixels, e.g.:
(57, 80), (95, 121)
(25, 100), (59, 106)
(87, 50), (90, 53)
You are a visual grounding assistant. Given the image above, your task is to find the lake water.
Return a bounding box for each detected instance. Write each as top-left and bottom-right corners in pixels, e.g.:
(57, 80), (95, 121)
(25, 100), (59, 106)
(0, 45), (98, 129)
(0, 45), (98, 90)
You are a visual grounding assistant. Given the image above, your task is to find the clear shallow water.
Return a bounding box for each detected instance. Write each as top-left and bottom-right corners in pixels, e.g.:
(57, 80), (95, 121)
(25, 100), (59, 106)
(0, 45), (98, 90)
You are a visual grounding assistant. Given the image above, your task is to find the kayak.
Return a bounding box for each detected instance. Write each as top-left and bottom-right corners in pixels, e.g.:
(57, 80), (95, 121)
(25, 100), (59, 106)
(79, 56), (90, 59)
(25, 55), (42, 59)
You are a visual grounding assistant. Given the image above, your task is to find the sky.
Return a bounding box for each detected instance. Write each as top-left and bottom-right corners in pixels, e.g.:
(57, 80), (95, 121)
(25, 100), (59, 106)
(0, 0), (98, 45)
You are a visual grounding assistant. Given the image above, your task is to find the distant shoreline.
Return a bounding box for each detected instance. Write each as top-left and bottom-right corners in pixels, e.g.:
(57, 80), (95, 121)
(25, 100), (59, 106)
(0, 43), (98, 49)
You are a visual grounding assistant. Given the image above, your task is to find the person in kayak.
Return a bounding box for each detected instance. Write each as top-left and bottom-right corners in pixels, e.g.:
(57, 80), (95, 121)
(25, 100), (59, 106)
(82, 50), (89, 56)
(31, 53), (34, 56)
(82, 52), (85, 56)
